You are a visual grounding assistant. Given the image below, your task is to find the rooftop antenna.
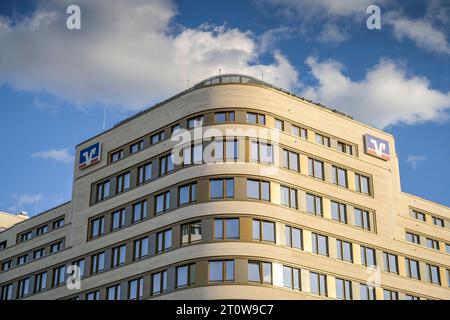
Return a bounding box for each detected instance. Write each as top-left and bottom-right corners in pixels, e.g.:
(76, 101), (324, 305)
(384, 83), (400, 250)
(219, 68), (222, 76)
(178, 75), (190, 90)
(34, 199), (38, 216)
(102, 107), (106, 130)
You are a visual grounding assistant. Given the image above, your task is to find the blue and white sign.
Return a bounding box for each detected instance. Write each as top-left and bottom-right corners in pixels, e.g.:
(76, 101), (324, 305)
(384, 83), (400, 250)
(79, 142), (101, 169)
(364, 134), (390, 161)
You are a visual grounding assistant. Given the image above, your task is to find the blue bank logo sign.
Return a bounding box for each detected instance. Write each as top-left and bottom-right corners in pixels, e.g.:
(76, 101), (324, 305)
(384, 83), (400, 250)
(79, 142), (101, 169)
(364, 134), (390, 161)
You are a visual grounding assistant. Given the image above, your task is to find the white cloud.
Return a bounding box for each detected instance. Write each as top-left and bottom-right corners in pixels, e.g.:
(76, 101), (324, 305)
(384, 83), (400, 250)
(406, 155), (427, 170)
(32, 148), (74, 164)
(0, 0), (299, 110)
(301, 57), (450, 128)
(317, 24), (349, 44)
(9, 193), (43, 214)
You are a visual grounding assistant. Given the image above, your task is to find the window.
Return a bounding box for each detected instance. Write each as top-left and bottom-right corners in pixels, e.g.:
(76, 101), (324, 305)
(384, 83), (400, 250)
(291, 125), (307, 139)
(315, 133), (330, 147)
(36, 225), (48, 236)
(426, 264), (441, 285)
(34, 272), (47, 293)
(354, 208), (371, 230)
(176, 263), (196, 288)
(130, 140), (144, 154)
(308, 158), (324, 180)
(1, 284), (13, 301)
(116, 172), (131, 193)
(332, 166), (348, 187)
(426, 238), (440, 250)
(152, 271), (168, 295)
(91, 216), (105, 238)
(151, 131), (165, 144)
(280, 186), (297, 209)
(156, 229), (172, 253)
(21, 231), (32, 242)
(282, 149), (299, 172)
(383, 252), (398, 274)
(50, 241), (63, 253)
(111, 208), (126, 230)
(214, 218), (240, 240)
(406, 232), (420, 244)
(247, 179), (270, 201)
(187, 115), (204, 128)
(355, 173), (371, 195)
(132, 200), (148, 223)
(72, 259), (85, 278)
(405, 258), (420, 280)
(128, 278), (144, 300)
(248, 261), (272, 284)
(361, 246), (377, 267)
(137, 162), (152, 184)
(209, 178), (234, 199)
(312, 233), (328, 256)
(253, 219), (275, 242)
(107, 284), (121, 300)
(310, 272), (327, 296)
(86, 290), (100, 301)
(183, 143), (203, 165)
(274, 119), (284, 130)
(336, 278), (352, 300)
(285, 226), (302, 249)
(52, 265), (66, 287)
(91, 252), (105, 274)
(405, 294), (420, 300)
(159, 154), (174, 175)
(134, 237), (149, 260)
(53, 218), (64, 229)
(383, 289), (398, 300)
(446, 244), (450, 254)
(111, 245), (126, 267)
(214, 139), (238, 161)
(96, 180), (110, 202)
(337, 141), (353, 155)
(306, 193), (323, 216)
(17, 278), (30, 298)
(246, 112), (265, 125)
(411, 210), (426, 221)
(432, 216), (444, 227)
(181, 221), (202, 245)
(447, 269), (450, 287)
(251, 141), (273, 163)
(34, 248), (45, 259)
(2, 260), (12, 271)
(171, 124), (181, 134)
(283, 266), (301, 290)
(179, 182), (197, 205)
(209, 260), (235, 282)
(215, 111), (235, 123)
(110, 150), (123, 163)
(337, 240), (353, 262)
(360, 284), (376, 300)
(18, 254), (28, 265)
(0, 241), (6, 251)
(155, 191), (170, 214)
(331, 201), (347, 223)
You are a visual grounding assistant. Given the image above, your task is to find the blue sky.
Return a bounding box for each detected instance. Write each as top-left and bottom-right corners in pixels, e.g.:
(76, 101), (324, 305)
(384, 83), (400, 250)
(0, 0), (449, 215)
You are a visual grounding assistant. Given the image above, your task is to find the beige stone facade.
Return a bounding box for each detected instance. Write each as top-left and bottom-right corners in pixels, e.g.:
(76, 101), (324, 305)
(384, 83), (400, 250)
(0, 74), (449, 300)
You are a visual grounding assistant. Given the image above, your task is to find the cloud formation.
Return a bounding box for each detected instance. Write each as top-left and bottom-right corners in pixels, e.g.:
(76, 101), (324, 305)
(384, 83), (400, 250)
(406, 155), (427, 170)
(32, 148), (74, 164)
(9, 193), (43, 214)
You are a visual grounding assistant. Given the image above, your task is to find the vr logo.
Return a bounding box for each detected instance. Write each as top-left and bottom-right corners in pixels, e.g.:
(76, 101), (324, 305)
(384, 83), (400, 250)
(364, 134), (390, 161)
(79, 142), (101, 169)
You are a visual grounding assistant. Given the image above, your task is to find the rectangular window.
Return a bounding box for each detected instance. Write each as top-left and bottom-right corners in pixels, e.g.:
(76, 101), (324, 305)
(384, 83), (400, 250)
(214, 218), (240, 240)
(187, 115), (204, 128)
(246, 112), (265, 125)
(151, 131), (165, 144)
(18, 254), (28, 265)
(111, 245), (127, 268)
(86, 290), (100, 301)
(354, 208), (371, 230)
(337, 141), (353, 155)
(111, 208), (126, 230)
(310, 272), (327, 296)
(360, 284), (376, 300)
(110, 150), (124, 163)
(21, 231), (32, 242)
(426, 238), (440, 250)
(405, 258), (420, 280)
(176, 263), (196, 288)
(406, 232), (420, 244)
(17, 278), (30, 298)
(411, 210), (426, 221)
(336, 239), (353, 262)
(383, 252), (398, 274)
(432, 216), (444, 227)
(156, 229), (172, 254)
(34, 272), (47, 293)
(137, 162), (152, 184)
(312, 233), (329, 256)
(280, 186), (297, 209)
(331, 201), (347, 223)
(292, 125), (307, 139)
(332, 166), (348, 188)
(446, 244), (450, 254)
(251, 141), (273, 163)
(282, 149), (299, 172)
(155, 191), (171, 214)
(426, 264), (441, 285)
(383, 289), (399, 300)
(2, 260), (12, 271)
(133, 237), (149, 260)
(91, 216), (105, 238)
(107, 284), (121, 300)
(171, 124), (181, 134)
(36, 225), (48, 236)
(336, 278), (352, 300)
(283, 266), (301, 290)
(72, 259), (85, 278)
(215, 111), (235, 123)
(285, 225), (302, 249)
(116, 172), (131, 193)
(91, 252), (105, 274)
(34, 248), (45, 259)
(405, 294), (420, 300)
(253, 219), (275, 242)
(308, 158), (324, 180)
(130, 140), (144, 154)
(306, 193), (323, 216)
(0, 241), (6, 251)
(50, 241), (63, 253)
(209, 178), (234, 199)
(315, 133), (330, 147)
(159, 154), (174, 175)
(274, 119), (284, 131)
(179, 182), (197, 205)
(151, 270), (168, 296)
(52, 265), (66, 287)
(248, 261), (272, 284)
(209, 260), (235, 282)
(181, 221), (202, 245)
(128, 278), (144, 300)
(355, 173), (371, 195)
(183, 143), (203, 165)
(215, 139), (238, 161)
(1, 284), (13, 301)
(53, 218), (64, 229)
(246, 179), (270, 201)
(132, 200), (148, 223)
(96, 180), (110, 202)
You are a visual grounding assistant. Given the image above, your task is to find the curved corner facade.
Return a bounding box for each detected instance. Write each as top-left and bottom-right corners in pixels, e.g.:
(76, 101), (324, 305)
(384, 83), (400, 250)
(0, 75), (449, 300)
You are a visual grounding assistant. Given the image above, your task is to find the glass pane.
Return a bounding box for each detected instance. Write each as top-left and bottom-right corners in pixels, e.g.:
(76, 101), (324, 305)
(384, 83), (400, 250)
(261, 182), (270, 200)
(262, 221), (275, 242)
(263, 263), (272, 283)
(209, 262), (223, 281)
(215, 141), (223, 160)
(247, 180), (259, 198)
(177, 266), (188, 287)
(306, 194), (315, 213)
(226, 260), (235, 281)
(214, 220), (223, 239)
(210, 180), (223, 198)
(179, 186), (189, 205)
(226, 179), (234, 198)
(281, 186), (289, 205)
(252, 220), (261, 240)
(283, 266), (292, 288)
(248, 263), (261, 282)
(226, 219), (239, 239)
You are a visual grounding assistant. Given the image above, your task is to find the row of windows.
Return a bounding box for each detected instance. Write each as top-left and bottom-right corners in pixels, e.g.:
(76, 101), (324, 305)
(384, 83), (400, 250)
(15, 217), (65, 245)
(405, 231), (450, 254)
(410, 209), (448, 230)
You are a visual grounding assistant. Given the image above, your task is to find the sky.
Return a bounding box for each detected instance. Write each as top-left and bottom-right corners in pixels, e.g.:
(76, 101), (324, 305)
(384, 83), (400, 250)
(0, 0), (449, 216)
